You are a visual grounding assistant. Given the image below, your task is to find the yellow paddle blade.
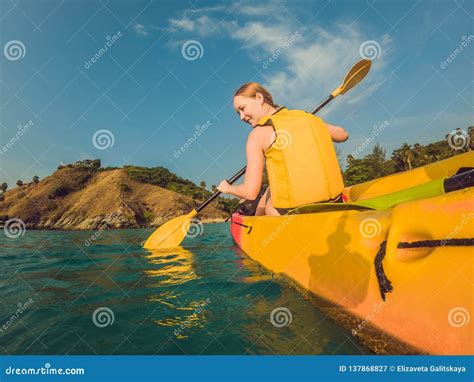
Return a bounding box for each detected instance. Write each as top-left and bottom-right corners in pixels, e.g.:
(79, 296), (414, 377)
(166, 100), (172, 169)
(331, 59), (372, 97)
(143, 210), (198, 250)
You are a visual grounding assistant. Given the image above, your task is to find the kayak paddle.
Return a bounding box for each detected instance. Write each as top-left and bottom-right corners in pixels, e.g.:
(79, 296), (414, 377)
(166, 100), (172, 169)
(312, 58), (371, 114)
(143, 59), (372, 250)
(143, 167), (246, 249)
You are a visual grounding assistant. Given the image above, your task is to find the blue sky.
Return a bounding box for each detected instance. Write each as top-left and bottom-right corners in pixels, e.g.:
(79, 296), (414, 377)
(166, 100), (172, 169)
(1, 0), (473, 189)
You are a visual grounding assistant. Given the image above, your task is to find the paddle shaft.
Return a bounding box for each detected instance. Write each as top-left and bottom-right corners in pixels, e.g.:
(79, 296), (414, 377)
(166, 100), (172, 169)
(311, 94), (334, 114)
(195, 95), (339, 213)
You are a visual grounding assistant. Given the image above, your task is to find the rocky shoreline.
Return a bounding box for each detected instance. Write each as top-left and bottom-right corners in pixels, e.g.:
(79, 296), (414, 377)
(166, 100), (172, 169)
(0, 215), (228, 231)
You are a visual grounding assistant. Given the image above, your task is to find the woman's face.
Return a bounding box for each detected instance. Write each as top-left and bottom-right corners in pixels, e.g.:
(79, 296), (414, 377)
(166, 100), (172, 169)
(233, 94), (266, 127)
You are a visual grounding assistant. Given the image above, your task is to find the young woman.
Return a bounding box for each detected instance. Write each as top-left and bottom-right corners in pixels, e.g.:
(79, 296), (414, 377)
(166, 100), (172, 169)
(216, 82), (348, 216)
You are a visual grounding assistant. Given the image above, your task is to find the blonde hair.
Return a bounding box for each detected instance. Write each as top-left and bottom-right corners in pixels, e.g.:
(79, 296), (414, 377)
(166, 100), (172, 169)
(233, 82), (277, 107)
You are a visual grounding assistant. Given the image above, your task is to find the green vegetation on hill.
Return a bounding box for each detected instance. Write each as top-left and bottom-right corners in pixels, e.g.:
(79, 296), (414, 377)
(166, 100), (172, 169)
(54, 159), (240, 213)
(343, 127), (473, 186)
(49, 165), (97, 199)
(58, 159), (101, 170)
(123, 165), (239, 213)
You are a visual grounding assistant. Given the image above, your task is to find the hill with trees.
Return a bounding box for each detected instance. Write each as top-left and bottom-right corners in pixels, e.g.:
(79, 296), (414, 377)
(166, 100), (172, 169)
(0, 159), (239, 229)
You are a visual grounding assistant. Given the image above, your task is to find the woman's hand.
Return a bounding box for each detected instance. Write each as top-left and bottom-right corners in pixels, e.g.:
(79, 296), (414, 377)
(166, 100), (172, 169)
(217, 180), (232, 194)
(326, 123), (349, 142)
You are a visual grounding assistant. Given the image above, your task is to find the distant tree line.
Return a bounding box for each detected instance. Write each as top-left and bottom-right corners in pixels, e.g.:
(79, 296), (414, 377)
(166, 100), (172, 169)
(343, 127), (473, 186)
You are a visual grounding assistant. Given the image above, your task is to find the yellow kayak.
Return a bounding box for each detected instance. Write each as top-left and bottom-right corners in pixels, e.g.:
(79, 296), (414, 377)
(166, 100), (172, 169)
(230, 151), (473, 355)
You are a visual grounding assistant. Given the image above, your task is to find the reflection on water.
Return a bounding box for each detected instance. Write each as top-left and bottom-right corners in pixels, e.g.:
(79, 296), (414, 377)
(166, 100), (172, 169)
(144, 247), (209, 338)
(145, 247), (197, 287)
(0, 224), (369, 355)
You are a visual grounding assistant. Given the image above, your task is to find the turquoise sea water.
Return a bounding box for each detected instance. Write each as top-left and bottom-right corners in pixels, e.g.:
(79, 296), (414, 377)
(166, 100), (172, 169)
(0, 223), (369, 355)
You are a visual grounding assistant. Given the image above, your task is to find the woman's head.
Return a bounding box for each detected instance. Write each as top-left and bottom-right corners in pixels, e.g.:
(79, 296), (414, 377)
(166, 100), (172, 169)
(233, 82), (277, 127)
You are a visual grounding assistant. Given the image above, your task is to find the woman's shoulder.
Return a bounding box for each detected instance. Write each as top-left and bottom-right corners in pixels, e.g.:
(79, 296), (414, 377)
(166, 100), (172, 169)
(251, 124), (274, 137)
(248, 124), (274, 148)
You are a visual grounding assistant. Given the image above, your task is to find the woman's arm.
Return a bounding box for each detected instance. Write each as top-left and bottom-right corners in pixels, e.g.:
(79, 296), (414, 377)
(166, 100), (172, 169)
(217, 129), (264, 200)
(326, 123), (349, 142)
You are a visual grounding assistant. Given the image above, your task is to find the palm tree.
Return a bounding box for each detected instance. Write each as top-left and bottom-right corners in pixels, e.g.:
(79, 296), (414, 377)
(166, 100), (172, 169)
(412, 143), (421, 166)
(212, 185), (218, 205)
(468, 126), (473, 150)
(1, 183), (7, 193)
(400, 143), (414, 171)
(16, 180), (23, 198)
(33, 175), (39, 185)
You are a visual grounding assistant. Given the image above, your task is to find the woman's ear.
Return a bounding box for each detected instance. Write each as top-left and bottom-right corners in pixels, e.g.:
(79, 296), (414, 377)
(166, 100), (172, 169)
(255, 92), (264, 105)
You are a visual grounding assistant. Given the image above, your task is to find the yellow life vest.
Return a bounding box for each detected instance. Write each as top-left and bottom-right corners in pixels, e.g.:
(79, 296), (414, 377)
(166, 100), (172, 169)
(257, 107), (344, 209)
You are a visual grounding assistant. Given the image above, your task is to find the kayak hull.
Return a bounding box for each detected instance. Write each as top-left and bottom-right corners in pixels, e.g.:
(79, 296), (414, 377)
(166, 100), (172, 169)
(230, 152), (474, 355)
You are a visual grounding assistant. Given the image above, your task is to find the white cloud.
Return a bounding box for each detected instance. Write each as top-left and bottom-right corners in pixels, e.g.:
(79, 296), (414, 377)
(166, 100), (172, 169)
(169, 15), (216, 35)
(132, 23), (149, 37)
(231, 22), (295, 51)
(231, 22), (392, 112)
(238, 3), (278, 16)
(166, 4), (393, 112)
(169, 17), (195, 32)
